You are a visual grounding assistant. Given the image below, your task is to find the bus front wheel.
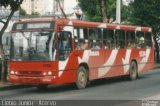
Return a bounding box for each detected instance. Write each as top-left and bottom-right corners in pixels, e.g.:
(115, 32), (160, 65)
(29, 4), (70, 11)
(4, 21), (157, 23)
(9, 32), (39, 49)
(129, 61), (138, 80)
(76, 66), (88, 89)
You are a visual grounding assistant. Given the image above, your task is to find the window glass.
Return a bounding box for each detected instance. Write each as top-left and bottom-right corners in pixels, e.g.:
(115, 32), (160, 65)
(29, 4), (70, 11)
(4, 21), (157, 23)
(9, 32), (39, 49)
(103, 29), (114, 49)
(136, 31), (145, 48)
(126, 31), (136, 48)
(11, 31), (55, 61)
(89, 28), (102, 49)
(115, 30), (125, 49)
(74, 27), (88, 50)
(58, 31), (72, 60)
(145, 32), (152, 48)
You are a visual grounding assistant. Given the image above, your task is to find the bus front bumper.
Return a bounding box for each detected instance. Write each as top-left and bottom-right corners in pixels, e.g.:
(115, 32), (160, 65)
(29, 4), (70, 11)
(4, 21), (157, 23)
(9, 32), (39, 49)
(9, 75), (57, 85)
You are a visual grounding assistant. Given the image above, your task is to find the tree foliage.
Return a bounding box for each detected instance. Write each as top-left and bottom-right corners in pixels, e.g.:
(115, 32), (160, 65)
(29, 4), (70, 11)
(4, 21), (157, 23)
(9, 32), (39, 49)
(78, 0), (115, 22)
(20, 7), (27, 16)
(0, 0), (23, 82)
(128, 0), (160, 35)
(78, 0), (128, 23)
(0, 0), (22, 11)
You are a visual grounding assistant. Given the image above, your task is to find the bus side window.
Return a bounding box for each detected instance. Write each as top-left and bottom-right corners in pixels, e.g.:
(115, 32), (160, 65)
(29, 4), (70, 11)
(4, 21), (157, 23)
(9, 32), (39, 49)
(145, 32), (152, 48)
(58, 31), (72, 60)
(136, 31), (145, 48)
(115, 30), (125, 49)
(89, 28), (101, 49)
(126, 31), (136, 49)
(103, 29), (114, 49)
(74, 27), (88, 50)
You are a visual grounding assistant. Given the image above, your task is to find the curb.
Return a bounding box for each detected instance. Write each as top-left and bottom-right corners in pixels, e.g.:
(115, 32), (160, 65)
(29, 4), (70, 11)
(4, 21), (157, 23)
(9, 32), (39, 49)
(0, 83), (33, 91)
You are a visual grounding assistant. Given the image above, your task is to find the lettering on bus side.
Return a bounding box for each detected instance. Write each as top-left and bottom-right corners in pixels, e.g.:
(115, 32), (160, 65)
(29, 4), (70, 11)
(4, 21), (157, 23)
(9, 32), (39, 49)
(89, 51), (100, 56)
(139, 51), (146, 58)
(43, 64), (51, 68)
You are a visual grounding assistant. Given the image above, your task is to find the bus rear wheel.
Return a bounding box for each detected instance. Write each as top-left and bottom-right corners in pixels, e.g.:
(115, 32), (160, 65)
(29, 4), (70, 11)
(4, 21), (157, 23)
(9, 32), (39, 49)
(76, 66), (88, 89)
(129, 61), (138, 80)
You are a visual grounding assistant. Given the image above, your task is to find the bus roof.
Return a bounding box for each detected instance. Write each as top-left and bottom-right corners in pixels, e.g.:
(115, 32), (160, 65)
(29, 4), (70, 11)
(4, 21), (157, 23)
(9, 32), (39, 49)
(14, 18), (152, 32)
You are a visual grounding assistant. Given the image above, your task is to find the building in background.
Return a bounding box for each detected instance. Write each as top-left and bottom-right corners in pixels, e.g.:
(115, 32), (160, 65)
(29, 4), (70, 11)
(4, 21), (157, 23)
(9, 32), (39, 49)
(21, 0), (54, 15)
(21, 0), (45, 15)
(53, 0), (82, 19)
(21, 0), (82, 19)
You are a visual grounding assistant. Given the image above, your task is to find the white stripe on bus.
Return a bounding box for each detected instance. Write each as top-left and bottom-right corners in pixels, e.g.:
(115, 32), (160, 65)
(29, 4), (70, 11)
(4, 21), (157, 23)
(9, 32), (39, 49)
(138, 49), (151, 72)
(98, 50), (118, 77)
(122, 49), (131, 73)
(59, 58), (69, 77)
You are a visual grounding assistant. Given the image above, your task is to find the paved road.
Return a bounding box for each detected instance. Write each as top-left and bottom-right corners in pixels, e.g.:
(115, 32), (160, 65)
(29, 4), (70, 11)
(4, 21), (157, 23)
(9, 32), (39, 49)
(0, 69), (160, 101)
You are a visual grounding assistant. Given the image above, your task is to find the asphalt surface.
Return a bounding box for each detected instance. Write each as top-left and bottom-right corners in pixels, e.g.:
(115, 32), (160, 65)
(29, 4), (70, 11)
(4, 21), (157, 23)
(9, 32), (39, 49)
(0, 68), (160, 106)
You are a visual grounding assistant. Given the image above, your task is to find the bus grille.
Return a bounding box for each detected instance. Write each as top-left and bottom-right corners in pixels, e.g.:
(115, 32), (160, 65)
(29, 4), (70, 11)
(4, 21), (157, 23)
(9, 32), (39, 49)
(18, 71), (42, 76)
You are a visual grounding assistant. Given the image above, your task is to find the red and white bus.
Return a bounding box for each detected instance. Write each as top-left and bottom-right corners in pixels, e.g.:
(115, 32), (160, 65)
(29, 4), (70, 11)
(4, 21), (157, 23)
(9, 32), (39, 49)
(9, 18), (155, 89)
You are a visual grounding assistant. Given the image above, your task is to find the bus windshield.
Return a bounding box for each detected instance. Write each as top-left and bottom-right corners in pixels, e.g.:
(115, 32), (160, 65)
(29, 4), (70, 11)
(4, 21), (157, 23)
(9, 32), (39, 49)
(10, 31), (56, 61)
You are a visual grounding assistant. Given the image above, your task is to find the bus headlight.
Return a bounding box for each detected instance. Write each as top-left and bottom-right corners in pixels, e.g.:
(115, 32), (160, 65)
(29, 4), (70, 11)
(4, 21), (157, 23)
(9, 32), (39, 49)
(48, 71), (52, 75)
(10, 70), (15, 75)
(14, 71), (19, 75)
(42, 72), (47, 76)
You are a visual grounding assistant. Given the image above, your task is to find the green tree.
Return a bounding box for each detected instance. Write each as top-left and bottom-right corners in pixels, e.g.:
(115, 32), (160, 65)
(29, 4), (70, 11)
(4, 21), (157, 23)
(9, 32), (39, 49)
(79, 0), (111, 22)
(20, 7), (27, 16)
(78, 0), (127, 23)
(0, 0), (23, 82)
(128, 0), (160, 62)
(129, 0), (160, 34)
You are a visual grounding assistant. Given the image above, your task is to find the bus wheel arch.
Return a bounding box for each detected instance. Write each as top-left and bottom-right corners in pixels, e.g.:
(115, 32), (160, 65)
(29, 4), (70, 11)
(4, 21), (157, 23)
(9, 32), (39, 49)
(129, 60), (138, 80)
(76, 63), (89, 89)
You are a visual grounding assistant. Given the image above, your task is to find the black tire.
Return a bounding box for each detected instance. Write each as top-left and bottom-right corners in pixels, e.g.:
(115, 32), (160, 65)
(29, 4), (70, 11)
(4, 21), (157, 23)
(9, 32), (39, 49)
(76, 66), (88, 89)
(129, 61), (138, 80)
(37, 84), (48, 90)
